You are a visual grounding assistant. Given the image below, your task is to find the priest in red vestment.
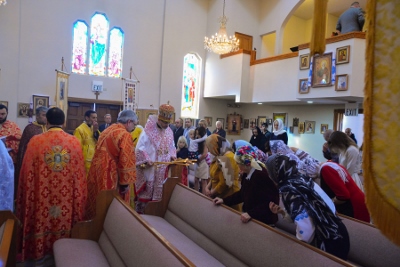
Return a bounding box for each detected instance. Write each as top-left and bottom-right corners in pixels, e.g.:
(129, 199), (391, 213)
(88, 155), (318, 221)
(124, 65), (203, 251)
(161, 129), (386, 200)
(15, 106), (48, 195)
(17, 107), (87, 262)
(0, 104), (22, 163)
(86, 109), (137, 219)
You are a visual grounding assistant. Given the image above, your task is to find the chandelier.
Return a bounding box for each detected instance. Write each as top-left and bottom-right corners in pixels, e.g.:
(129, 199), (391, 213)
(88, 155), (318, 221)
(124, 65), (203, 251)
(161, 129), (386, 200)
(204, 0), (239, 55)
(0, 0), (6, 6)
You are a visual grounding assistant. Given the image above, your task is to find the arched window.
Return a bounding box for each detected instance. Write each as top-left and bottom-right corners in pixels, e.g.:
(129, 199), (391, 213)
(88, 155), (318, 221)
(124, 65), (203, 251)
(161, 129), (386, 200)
(89, 13), (109, 76)
(181, 53), (201, 118)
(108, 27), (124, 78)
(71, 13), (124, 77)
(71, 21), (88, 74)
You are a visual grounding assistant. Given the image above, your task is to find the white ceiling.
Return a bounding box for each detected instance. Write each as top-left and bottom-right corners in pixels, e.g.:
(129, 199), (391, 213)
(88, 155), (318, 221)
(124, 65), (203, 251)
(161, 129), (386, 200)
(293, 0), (367, 20)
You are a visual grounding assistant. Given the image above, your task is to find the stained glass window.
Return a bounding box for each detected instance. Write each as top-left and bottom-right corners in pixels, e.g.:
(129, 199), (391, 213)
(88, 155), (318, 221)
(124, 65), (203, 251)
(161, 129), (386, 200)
(108, 28), (124, 78)
(71, 21), (88, 74)
(89, 13), (109, 76)
(181, 53), (201, 118)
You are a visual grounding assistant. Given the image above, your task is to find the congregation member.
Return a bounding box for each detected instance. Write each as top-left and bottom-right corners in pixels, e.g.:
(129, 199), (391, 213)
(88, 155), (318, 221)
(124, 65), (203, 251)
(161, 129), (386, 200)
(130, 122), (143, 208)
(328, 131), (363, 191)
(213, 145), (279, 225)
(173, 118), (184, 147)
(320, 161), (370, 222)
(322, 129), (339, 162)
(0, 104), (22, 163)
(193, 126), (209, 194)
(336, 1), (365, 34)
(270, 119), (288, 145)
(131, 123), (143, 147)
(175, 135), (189, 186)
(74, 109), (100, 174)
(212, 120), (226, 138)
(86, 110), (137, 218)
(135, 103), (176, 213)
(345, 127), (358, 144)
(0, 141), (14, 211)
(205, 134), (240, 210)
(183, 117), (195, 146)
(15, 106), (48, 191)
(99, 113), (112, 132)
(198, 119), (212, 136)
(270, 140), (320, 178)
(249, 126), (267, 153)
(261, 121), (272, 143)
(267, 154), (350, 260)
(233, 139), (268, 164)
(17, 107), (87, 262)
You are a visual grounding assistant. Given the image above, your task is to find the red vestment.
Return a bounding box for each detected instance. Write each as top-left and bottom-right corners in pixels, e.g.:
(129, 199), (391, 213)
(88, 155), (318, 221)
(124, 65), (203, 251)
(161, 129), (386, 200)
(16, 128), (87, 261)
(86, 123), (135, 219)
(15, 122), (47, 191)
(0, 120), (22, 163)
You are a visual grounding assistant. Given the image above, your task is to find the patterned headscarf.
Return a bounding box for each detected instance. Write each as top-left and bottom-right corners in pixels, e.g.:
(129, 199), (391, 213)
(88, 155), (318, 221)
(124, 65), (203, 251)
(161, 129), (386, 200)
(234, 145), (265, 171)
(206, 134), (230, 156)
(266, 154), (343, 243)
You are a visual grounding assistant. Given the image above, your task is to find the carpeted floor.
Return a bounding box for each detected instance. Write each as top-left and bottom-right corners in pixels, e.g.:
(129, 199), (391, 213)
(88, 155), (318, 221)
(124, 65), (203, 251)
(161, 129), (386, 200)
(16, 255), (55, 267)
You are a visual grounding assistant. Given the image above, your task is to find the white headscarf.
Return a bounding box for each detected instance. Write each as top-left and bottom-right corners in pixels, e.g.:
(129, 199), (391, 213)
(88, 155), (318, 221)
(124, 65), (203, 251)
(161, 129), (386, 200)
(273, 119), (286, 136)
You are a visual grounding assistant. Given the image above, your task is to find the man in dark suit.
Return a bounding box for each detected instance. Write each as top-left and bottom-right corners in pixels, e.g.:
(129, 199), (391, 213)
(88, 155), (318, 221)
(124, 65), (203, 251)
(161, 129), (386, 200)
(173, 118), (184, 147)
(99, 114), (112, 132)
(212, 120), (226, 138)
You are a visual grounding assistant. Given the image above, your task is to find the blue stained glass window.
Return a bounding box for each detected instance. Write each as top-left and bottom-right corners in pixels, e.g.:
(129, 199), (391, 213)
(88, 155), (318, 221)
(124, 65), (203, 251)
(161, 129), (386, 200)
(71, 21), (88, 74)
(89, 13), (109, 76)
(108, 28), (124, 78)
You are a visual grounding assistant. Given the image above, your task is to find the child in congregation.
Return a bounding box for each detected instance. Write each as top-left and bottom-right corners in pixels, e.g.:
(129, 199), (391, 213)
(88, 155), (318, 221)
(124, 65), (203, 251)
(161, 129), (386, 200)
(187, 128), (207, 190)
(176, 135), (189, 186)
(194, 127), (209, 193)
(176, 136), (188, 159)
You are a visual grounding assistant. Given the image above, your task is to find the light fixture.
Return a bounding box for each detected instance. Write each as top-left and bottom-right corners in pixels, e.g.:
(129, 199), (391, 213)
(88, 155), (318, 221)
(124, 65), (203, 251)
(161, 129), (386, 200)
(307, 101), (313, 104)
(0, 0), (6, 6)
(204, 0), (239, 55)
(258, 103), (263, 105)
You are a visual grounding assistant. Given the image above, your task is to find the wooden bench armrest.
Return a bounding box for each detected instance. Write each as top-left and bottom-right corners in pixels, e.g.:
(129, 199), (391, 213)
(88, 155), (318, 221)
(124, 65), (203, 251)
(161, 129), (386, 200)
(145, 164), (185, 217)
(72, 190), (118, 241)
(0, 211), (18, 267)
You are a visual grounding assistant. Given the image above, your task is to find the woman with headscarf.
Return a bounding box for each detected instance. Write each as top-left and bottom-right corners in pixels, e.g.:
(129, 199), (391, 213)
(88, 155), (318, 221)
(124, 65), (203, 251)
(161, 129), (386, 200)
(270, 119), (288, 145)
(328, 131), (363, 192)
(213, 145), (279, 225)
(249, 126), (267, 152)
(205, 134), (241, 210)
(270, 140), (320, 178)
(232, 140), (268, 164)
(267, 154), (350, 260)
(319, 161), (370, 222)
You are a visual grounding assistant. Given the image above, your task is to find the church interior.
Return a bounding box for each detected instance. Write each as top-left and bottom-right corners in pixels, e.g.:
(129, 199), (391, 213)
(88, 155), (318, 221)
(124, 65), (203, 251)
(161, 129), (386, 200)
(1, 0), (400, 266)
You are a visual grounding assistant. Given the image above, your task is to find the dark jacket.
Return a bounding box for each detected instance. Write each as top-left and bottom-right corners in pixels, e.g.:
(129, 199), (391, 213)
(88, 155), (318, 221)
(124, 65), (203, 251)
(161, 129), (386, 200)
(250, 127), (267, 152)
(173, 127), (184, 148)
(212, 128), (226, 138)
(336, 7), (365, 34)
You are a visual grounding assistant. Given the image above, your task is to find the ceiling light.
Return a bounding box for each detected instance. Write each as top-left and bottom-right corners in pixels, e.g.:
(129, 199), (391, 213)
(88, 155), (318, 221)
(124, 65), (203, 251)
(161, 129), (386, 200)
(204, 0), (239, 55)
(307, 101), (313, 104)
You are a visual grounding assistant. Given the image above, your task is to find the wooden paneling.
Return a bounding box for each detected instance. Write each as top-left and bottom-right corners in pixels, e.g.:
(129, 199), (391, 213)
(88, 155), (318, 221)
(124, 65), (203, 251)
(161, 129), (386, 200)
(235, 32), (253, 51)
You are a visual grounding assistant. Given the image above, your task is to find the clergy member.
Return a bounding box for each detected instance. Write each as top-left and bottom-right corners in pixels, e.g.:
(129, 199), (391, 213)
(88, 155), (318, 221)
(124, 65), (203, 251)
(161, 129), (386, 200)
(74, 110), (100, 174)
(135, 103), (176, 213)
(15, 106), (48, 192)
(17, 107), (87, 262)
(0, 104), (22, 163)
(86, 109), (137, 219)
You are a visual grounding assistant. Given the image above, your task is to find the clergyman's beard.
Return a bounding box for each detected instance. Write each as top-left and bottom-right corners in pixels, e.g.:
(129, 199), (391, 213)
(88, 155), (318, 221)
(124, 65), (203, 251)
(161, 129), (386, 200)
(0, 115), (7, 124)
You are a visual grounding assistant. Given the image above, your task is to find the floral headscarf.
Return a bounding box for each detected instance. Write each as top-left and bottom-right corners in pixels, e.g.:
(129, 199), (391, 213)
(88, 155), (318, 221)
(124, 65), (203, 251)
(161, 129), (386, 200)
(234, 145), (265, 171)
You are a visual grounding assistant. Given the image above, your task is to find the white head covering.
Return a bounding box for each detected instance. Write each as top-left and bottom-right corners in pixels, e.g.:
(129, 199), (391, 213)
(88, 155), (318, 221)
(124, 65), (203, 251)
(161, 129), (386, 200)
(273, 119), (286, 136)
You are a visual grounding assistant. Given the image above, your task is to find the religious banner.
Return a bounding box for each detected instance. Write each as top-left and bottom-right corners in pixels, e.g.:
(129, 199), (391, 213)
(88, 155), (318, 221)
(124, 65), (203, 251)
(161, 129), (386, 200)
(55, 69), (70, 118)
(122, 78), (137, 111)
(181, 53), (201, 119)
(364, 0), (400, 247)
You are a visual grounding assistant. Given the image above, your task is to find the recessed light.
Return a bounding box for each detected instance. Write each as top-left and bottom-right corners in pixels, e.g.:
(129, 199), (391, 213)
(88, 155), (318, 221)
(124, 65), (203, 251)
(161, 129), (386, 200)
(258, 103), (262, 105)
(307, 101), (313, 104)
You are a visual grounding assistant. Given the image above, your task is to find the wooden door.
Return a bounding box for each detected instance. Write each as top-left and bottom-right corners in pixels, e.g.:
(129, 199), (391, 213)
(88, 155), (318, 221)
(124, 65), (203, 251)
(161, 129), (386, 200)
(67, 102), (94, 134)
(235, 32), (253, 51)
